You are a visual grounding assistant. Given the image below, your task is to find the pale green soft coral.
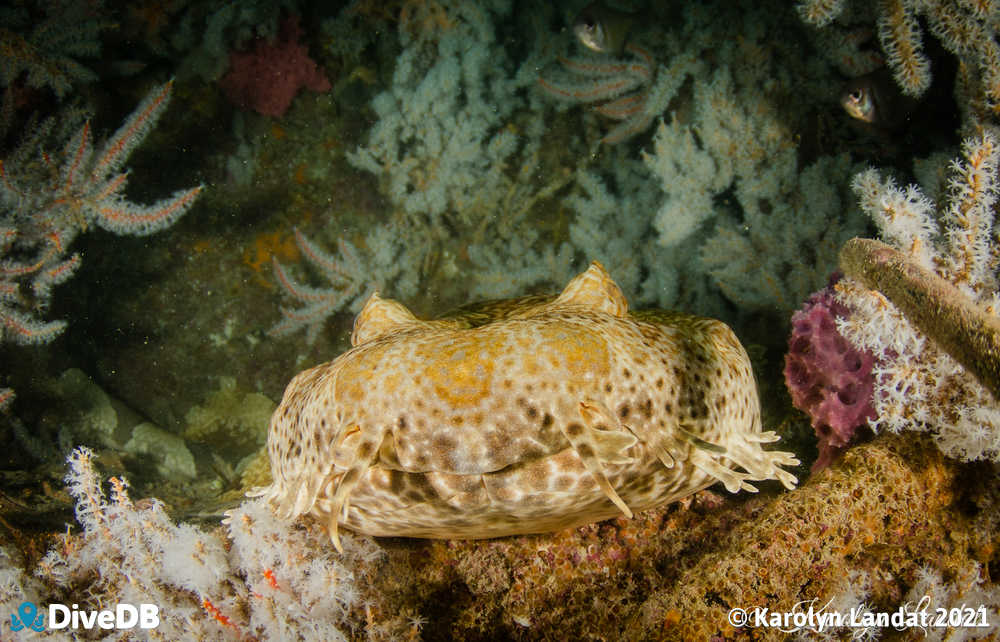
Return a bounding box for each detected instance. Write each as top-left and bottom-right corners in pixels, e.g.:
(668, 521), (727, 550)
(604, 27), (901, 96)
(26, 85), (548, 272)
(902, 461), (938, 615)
(183, 376), (274, 454)
(124, 424), (197, 480)
(345, 0), (544, 227)
(26, 368), (149, 460)
(48, 368), (121, 447)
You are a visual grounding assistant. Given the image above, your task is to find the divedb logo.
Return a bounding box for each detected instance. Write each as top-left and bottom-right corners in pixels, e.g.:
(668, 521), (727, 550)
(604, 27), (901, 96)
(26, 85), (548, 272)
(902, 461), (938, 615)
(9, 601), (159, 633)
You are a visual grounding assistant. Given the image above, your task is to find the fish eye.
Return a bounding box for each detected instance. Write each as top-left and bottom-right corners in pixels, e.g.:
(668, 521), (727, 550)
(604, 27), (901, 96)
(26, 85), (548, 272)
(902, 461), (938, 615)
(849, 90), (863, 102)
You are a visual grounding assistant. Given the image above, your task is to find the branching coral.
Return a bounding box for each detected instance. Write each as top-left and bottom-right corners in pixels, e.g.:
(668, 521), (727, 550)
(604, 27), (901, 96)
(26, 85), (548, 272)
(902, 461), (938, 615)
(27, 447), (383, 640)
(538, 43), (700, 145)
(840, 237), (1000, 401)
(835, 132), (1000, 461)
(0, 0), (106, 99)
(269, 225), (418, 344)
(0, 81), (201, 409)
(798, 0), (1000, 121)
(345, 0), (541, 226)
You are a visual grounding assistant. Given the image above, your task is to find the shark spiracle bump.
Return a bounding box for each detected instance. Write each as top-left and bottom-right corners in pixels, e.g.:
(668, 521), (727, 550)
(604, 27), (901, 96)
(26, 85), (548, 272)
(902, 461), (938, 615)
(257, 261), (799, 551)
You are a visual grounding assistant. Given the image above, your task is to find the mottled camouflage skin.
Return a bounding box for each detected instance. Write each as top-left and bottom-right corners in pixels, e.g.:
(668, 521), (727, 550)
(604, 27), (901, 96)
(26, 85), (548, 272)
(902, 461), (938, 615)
(259, 263), (798, 550)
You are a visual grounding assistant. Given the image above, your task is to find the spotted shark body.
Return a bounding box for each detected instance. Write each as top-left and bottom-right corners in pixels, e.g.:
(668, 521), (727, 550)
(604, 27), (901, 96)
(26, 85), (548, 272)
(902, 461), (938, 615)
(258, 262), (798, 550)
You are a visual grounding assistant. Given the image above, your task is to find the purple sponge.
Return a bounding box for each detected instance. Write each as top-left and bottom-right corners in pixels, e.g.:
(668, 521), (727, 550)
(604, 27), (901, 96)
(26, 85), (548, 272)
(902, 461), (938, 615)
(784, 282), (877, 470)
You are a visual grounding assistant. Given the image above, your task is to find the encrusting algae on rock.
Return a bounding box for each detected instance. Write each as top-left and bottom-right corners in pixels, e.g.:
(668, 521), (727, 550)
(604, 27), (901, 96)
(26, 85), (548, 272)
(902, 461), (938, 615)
(256, 262), (799, 551)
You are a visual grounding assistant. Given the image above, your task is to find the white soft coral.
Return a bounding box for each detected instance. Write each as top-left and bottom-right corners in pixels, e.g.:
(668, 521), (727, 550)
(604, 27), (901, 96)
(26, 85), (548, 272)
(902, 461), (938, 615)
(34, 447), (380, 640)
(836, 133), (1000, 460)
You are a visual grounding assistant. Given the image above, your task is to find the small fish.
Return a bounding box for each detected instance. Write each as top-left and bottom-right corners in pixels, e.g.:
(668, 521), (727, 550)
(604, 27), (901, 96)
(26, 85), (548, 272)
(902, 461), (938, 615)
(573, 2), (637, 56)
(841, 80), (876, 123)
(840, 68), (915, 130)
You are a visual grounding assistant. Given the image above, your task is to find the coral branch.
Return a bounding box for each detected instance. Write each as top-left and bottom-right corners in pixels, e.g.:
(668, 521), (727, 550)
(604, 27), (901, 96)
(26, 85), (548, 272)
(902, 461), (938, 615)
(796, 0), (846, 27)
(92, 80), (175, 179)
(537, 43), (689, 144)
(839, 236), (1000, 401)
(0, 80), (202, 406)
(269, 225), (417, 344)
(835, 133), (1000, 460)
(877, 0), (931, 96)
